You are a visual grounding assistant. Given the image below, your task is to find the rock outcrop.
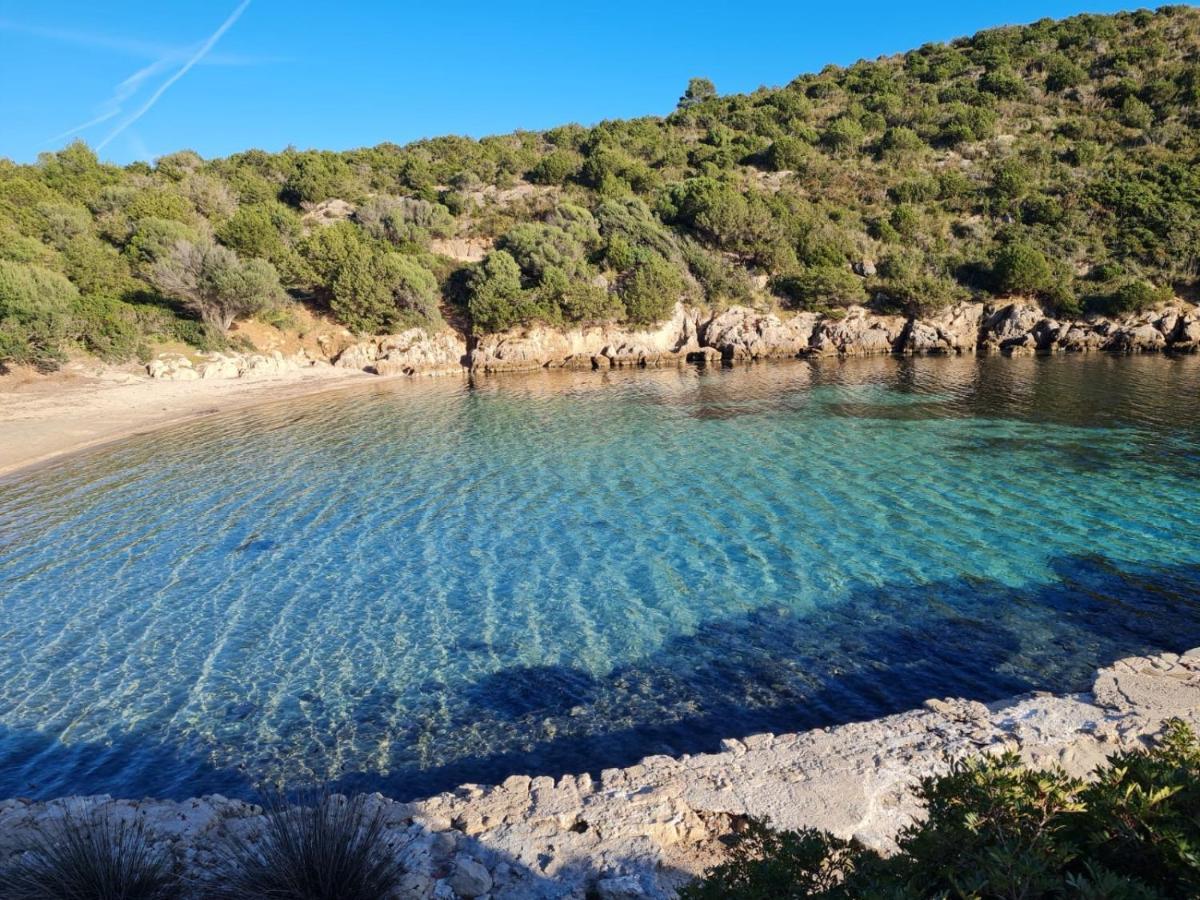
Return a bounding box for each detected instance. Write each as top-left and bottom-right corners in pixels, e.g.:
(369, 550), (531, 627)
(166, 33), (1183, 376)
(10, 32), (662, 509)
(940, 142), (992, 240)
(468, 303), (700, 372)
(147, 350), (324, 381)
(334, 329), (468, 377)
(905, 302), (985, 354)
(809, 306), (908, 357)
(2, 651), (1197, 899)
(699, 307), (818, 360)
(145, 300), (1199, 384)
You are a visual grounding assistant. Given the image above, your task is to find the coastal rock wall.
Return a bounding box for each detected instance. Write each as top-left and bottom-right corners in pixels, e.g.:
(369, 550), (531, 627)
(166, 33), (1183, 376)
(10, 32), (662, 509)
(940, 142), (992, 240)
(146, 349), (324, 381)
(468, 303), (701, 372)
(333, 328), (469, 377)
(148, 301), (1200, 381)
(2, 651), (1197, 899)
(466, 300), (1200, 374)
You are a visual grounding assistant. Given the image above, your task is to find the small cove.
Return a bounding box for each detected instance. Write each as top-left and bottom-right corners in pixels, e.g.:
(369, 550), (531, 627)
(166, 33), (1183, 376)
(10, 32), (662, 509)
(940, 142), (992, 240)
(1, 353), (1198, 801)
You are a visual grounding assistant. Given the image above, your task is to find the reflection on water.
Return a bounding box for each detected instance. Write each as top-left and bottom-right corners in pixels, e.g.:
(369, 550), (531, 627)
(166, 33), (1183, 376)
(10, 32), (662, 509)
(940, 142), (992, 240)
(0, 354), (1199, 801)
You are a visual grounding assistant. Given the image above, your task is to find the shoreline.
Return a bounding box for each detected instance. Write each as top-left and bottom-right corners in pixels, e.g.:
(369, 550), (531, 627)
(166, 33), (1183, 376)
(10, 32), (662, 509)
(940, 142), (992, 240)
(2, 295), (1198, 482)
(1, 650), (1196, 898)
(3, 345), (1198, 484)
(0, 362), (453, 481)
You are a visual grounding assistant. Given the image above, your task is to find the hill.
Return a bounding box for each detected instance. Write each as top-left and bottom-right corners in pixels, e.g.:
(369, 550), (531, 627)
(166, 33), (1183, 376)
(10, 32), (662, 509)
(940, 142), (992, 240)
(3, 5), (1200, 370)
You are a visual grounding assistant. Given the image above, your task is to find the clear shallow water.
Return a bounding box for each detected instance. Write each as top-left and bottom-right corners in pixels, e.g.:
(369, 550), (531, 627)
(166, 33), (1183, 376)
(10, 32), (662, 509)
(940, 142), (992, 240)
(1, 354), (1199, 801)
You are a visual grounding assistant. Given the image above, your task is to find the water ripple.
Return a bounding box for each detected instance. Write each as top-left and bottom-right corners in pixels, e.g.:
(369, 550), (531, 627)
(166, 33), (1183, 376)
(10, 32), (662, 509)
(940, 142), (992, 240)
(1, 355), (1199, 800)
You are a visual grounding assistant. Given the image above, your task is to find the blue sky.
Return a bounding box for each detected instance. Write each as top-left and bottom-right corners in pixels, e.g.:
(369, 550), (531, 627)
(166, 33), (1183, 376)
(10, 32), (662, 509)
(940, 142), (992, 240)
(1, 0), (1145, 165)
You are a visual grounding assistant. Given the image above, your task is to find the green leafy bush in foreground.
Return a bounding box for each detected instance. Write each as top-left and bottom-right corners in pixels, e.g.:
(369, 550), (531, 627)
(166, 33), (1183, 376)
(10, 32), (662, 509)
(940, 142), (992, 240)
(683, 719), (1200, 899)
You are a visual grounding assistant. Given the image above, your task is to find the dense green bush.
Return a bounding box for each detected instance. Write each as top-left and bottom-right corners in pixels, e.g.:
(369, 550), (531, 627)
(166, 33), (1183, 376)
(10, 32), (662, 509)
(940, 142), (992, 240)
(619, 255), (685, 325)
(467, 250), (532, 333)
(1096, 279), (1175, 315)
(330, 249), (440, 333)
(773, 266), (867, 310)
(0, 259), (78, 369)
(684, 719), (1200, 899)
(992, 241), (1054, 296)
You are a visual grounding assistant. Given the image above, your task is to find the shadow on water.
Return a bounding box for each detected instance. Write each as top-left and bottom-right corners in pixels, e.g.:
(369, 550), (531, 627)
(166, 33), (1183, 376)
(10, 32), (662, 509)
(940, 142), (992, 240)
(2, 552), (1199, 803)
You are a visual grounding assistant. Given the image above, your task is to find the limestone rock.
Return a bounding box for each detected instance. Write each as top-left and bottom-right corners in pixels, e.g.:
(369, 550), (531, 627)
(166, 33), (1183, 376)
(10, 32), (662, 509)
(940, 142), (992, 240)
(979, 302), (1044, 354)
(334, 330), (467, 376)
(810, 307), (905, 356)
(469, 303), (698, 372)
(448, 855), (492, 898)
(701, 307), (817, 360)
(1104, 321), (1167, 353)
(905, 302), (983, 354)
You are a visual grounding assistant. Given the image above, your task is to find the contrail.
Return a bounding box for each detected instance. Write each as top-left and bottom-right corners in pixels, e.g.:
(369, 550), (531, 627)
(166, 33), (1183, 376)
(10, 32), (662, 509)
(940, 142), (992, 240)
(47, 59), (170, 145)
(96, 0), (251, 151)
(0, 17), (271, 66)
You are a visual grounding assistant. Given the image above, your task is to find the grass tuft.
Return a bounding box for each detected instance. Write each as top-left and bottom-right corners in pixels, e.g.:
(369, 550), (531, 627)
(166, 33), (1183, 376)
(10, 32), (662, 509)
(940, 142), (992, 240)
(211, 791), (403, 900)
(0, 806), (176, 900)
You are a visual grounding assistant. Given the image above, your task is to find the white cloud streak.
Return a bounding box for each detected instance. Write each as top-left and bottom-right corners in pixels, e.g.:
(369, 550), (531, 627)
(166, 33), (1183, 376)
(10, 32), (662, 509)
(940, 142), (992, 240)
(0, 17), (272, 66)
(95, 0), (253, 152)
(47, 58), (172, 144)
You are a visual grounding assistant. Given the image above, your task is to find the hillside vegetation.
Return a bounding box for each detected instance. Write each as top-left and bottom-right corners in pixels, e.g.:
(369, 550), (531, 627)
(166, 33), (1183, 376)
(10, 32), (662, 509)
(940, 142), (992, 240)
(3, 5), (1200, 370)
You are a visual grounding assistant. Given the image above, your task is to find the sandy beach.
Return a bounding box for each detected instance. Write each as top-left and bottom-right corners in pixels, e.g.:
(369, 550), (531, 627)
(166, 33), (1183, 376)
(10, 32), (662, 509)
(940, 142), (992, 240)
(0, 362), (390, 480)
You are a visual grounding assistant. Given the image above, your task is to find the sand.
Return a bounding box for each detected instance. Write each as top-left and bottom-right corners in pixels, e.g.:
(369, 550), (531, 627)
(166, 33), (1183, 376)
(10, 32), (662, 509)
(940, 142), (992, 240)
(0, 362), (380, 480)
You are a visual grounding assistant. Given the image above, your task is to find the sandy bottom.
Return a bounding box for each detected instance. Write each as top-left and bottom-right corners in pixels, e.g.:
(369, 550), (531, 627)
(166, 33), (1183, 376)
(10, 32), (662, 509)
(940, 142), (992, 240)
(0, 362), (383, 480)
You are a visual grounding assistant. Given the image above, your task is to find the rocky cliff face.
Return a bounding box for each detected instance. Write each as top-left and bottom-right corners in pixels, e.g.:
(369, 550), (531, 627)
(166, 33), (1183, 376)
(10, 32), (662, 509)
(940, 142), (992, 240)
(467, 303), (702, 373)
(144, 302), (1200, 381)
(461, 300), (1200, 376)
(2, 650), (1197, 899)
(333, 328), (469, 377)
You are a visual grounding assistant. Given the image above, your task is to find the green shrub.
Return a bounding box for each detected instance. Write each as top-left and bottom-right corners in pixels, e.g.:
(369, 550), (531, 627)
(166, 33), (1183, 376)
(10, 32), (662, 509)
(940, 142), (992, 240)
(528, 149), (582, 185)
(69, 294), (145, 361)
(684, 719), (1200, 899)
(774, 266), (866, 310)
(355, 196), (454, 249)
(0, 259), (78, 369)
(993, 241), (1053, 295)
(331, 250), (440, 333)
(1096, 279), (1174, 315)
(468, 250), (537, 333)
(1045, 54), (1087, 91)
(619, 255), (684, 325)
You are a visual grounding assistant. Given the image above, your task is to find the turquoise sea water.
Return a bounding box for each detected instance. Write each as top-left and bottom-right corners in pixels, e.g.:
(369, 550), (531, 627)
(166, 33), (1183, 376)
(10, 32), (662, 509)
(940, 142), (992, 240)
(1, 354), (1199, 801)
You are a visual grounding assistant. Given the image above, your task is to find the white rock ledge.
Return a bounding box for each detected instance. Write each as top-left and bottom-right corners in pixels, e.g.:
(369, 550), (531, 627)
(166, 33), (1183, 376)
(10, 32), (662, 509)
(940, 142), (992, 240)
(2, 650), (1198, 898)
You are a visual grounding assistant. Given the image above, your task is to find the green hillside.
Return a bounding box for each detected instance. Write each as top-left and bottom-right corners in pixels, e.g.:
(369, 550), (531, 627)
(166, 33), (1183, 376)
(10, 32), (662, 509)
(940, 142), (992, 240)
(3, 5), (1200, 369)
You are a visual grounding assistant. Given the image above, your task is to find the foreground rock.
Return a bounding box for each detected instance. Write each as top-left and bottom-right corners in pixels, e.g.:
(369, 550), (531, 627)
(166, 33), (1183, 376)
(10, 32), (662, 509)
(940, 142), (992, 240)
(2, 651), (1197, 899)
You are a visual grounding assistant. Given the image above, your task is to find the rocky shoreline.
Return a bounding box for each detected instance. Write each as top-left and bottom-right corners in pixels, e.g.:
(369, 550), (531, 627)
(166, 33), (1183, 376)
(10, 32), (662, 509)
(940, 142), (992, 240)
(2, 650), (1197, 899)
(138, 300), (1200, 382)
(464, 300), (1200, 373)
(348, 300), (1200, 379)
